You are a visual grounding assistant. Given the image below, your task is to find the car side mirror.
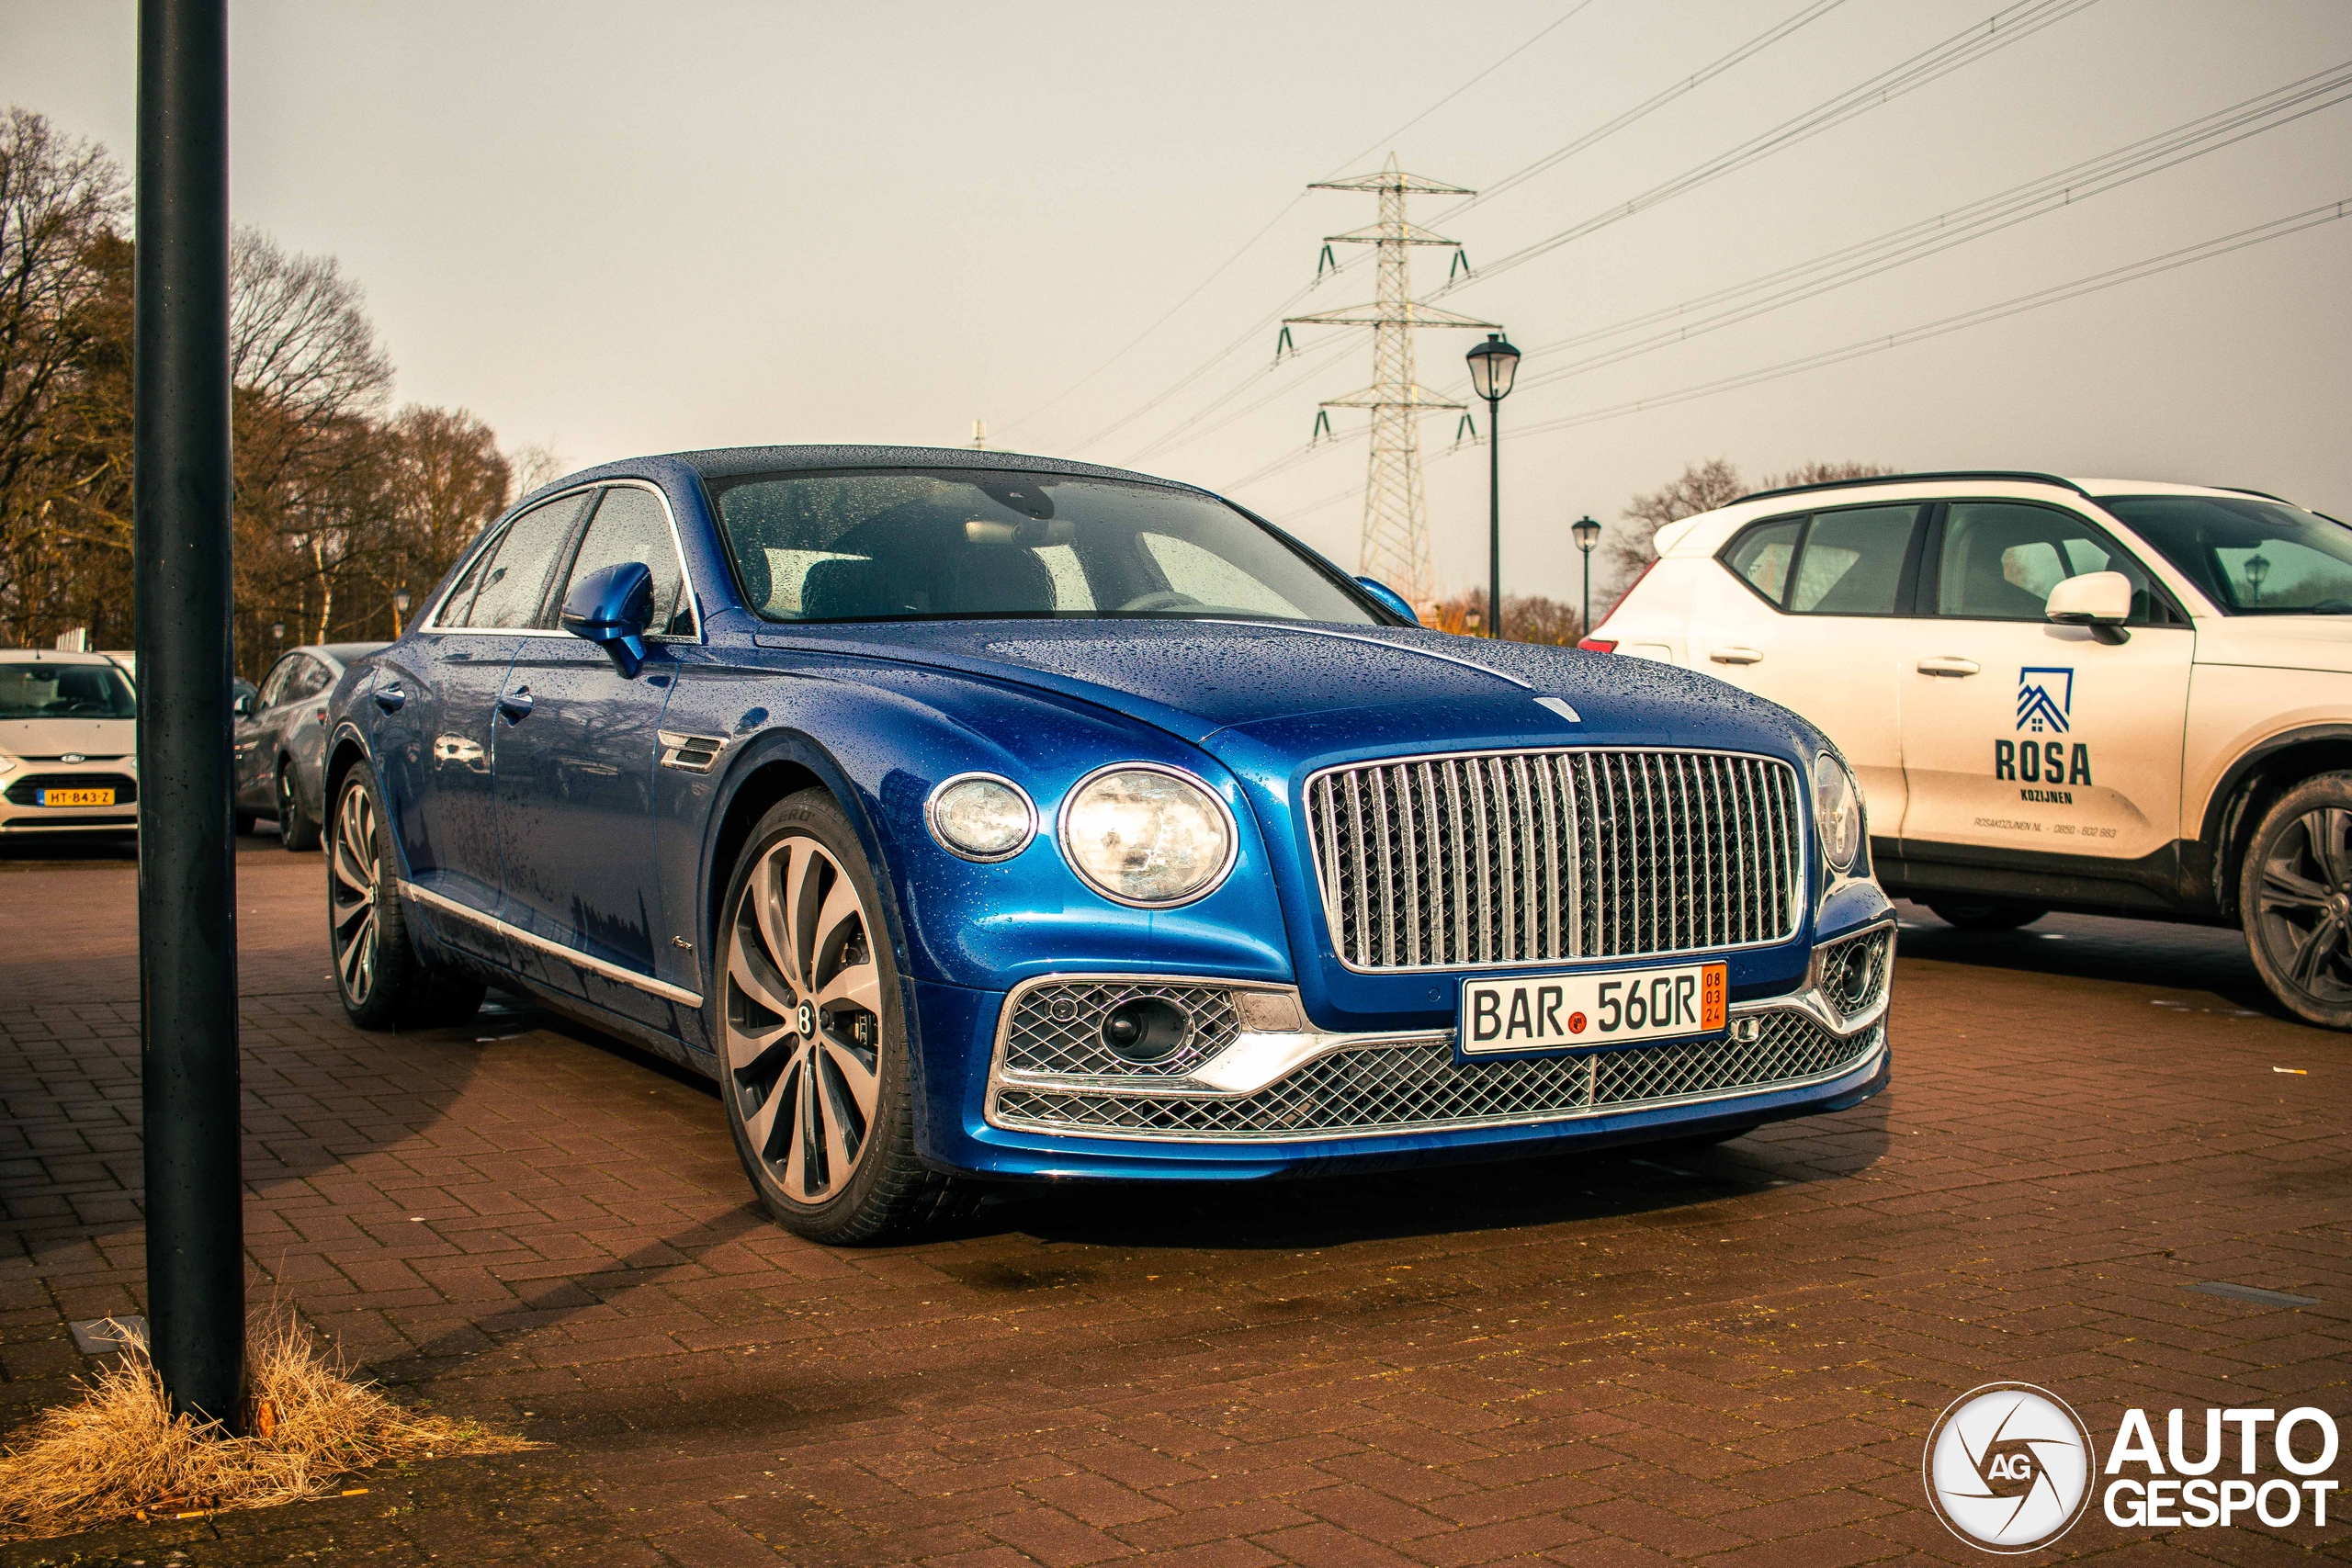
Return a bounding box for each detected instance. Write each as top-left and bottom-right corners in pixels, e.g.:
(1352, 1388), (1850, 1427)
(232, 693), (253, 717)
(560, 561), (655, 676)
(2045, 570), (2132, 645)
(1354, 576), (1421, 626)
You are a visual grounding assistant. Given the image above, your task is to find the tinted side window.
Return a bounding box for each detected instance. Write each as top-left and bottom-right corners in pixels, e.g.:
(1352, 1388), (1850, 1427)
(1936, 502), (2161, 624)
(461, 493), (594, 629)
(257, 656), (297, 708)
(560, 487), (692, 636)
(283, 656), (334, 703)
(1724, 519), (1801, 606)
(1789, 505), (1918, 615)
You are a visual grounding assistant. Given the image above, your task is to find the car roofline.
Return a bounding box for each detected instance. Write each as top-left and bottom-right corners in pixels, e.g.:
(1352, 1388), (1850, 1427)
(1732, 469), (2090, 506)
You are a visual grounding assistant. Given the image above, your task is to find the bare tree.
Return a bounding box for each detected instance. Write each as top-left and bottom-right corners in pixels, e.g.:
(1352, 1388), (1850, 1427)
(504, 440), (567, 503)
(0, 108), (130, 645)
(1428, 588), (1584, 646)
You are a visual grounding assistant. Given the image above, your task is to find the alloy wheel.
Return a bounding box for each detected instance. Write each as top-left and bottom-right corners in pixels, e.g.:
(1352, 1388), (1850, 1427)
(329, 783), (379, 1005)
(723, 835), (884, 1202)
(2256, 806), (2352, 1005)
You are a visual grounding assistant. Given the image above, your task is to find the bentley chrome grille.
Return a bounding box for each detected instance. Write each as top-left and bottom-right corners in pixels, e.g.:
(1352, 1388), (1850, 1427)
(991, 1010), (1879, 1142)
(1306, 749), (1804, 971)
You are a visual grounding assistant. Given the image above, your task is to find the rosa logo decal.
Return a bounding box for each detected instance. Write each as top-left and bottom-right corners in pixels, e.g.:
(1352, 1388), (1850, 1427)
(2016, 667), (2074, 734)
(1924, 1382), (2097, 1552)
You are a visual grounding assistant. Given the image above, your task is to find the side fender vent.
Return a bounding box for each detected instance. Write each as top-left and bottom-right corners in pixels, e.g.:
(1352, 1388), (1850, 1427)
(658, 731), (727, 773)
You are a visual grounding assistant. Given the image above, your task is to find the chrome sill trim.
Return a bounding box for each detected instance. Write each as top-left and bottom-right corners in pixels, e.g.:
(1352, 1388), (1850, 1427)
(397, 879), (704, 1007)
(991, 1024), (1887, 1144)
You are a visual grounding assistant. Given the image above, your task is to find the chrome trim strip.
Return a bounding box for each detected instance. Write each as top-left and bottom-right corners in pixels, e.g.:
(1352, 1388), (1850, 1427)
(1196, 620), (1538, 689)
(925, 772), (1039, 863)
(397, 879), (704, 1007)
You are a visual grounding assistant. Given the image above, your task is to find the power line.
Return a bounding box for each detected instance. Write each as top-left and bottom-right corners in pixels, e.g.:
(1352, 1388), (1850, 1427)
(1490, 60), (2352, 395)
(1003, 2), (1602, 445)
(1495, 198), (2351, 441)
(1071, 0), (1850, 465)
(1437, 0), (2104, 297)
(1430, 0), (1852, 225)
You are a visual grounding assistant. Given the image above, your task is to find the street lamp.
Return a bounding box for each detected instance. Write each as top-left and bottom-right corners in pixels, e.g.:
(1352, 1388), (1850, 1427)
(392, 585), (413, 637)
(1572, 515), (1601, 638)
(2245, 552), (2270, 606)
(270, 621), (284, 650)
(1465, 333), (1521, 638)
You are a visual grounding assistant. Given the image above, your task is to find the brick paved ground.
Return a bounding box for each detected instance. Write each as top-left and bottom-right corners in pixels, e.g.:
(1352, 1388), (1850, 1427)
(2, 833), (2347, 1565)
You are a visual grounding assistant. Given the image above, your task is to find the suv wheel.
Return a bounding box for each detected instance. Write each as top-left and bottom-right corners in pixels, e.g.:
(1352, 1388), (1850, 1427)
(1925, 899), (2048, 933)
(713, 789), (975, 1244)
(2241, 772), (2352, 1030)
(328, 768), (484, 1030)
(277, 764), (322, 852)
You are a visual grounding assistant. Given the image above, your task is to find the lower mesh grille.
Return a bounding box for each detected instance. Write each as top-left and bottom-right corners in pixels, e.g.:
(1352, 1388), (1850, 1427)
(992, 1009), (1880, 1141)
(1001, 980), (1241, 1078)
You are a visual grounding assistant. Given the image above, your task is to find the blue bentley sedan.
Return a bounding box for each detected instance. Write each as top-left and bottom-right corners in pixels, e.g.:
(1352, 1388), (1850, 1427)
(323, 446), (1892, 1242)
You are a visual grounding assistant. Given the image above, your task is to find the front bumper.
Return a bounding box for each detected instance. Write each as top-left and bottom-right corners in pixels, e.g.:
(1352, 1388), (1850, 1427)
(0, 764), (140, 833)
(913, 922), (1894, 1180)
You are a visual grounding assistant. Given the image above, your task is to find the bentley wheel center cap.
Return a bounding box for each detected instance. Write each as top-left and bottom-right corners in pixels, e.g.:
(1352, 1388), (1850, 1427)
(796, 1000), (816, 1038)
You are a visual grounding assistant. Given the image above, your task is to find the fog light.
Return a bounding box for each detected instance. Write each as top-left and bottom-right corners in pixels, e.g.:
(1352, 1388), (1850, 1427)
(1826, 940), (1878, 1012)
(1101, 996), (1189, 1063)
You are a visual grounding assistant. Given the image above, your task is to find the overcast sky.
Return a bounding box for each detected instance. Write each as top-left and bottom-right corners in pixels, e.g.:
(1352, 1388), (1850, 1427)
(6, 0), (2347, 602)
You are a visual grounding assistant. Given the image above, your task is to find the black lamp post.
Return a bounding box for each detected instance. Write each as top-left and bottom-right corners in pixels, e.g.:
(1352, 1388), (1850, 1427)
(1572, 515), (1601, 638)
(1465, 333), (1521, 637)
(392, 586), (412, 637)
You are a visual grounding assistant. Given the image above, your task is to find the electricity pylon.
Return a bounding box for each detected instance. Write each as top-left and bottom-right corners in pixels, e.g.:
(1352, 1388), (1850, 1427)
(1283, 154), (1496, 607)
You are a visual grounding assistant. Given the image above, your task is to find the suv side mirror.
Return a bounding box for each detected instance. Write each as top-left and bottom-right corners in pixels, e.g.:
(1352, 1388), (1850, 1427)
(2045, 570), (2132, 644)
(1354, 576), (1421, 626)
(560, 561), (655, 676)
(232, 692), (253, 717)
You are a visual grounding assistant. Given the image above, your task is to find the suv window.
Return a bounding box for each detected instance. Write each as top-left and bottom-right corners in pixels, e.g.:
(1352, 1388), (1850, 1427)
(1719, 504), (1919, 614)
(560, 486), (694, 636)
(1789, 505), (1918, 615)
(1933, 502), (2165, 624)
(2099, 493), (2352, 615)
(454, 492), (594, 629)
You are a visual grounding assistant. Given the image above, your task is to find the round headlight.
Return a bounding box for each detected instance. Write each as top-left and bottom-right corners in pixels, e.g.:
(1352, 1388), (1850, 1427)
(926, 773), (1035, 862)
(1815, 753), (1864, 874)
(1058, 764), (1236, 906)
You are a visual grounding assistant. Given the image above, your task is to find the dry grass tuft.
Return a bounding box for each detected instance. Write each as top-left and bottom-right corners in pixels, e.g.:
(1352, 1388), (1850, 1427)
(0, 1312), (535, 1542)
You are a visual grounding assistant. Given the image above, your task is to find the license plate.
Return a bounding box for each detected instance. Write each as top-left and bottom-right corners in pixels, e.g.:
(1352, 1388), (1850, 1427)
(39, 787), (115, 807)
(1461, 961), (1726, 1055)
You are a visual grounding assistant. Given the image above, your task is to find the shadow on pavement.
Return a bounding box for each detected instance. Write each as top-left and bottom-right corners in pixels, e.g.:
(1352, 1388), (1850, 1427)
(1890, 898), (2279, 1016)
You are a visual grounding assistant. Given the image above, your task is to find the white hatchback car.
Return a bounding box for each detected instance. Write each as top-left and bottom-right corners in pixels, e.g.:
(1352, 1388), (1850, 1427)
(1591, 471), (2352, 1029)
(0, 649), (140, 836)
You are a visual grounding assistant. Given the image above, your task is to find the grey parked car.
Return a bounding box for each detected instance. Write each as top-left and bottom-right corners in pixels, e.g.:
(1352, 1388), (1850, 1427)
(234, 642), (384, 848)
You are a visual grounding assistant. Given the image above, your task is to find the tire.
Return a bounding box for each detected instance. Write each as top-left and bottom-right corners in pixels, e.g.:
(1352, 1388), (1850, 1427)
(328, 768), (485, 1031)
(2240, 771), (2352, 1030)
(277, 764), (322, 852)
(1926, 898), (2048, 933)
(712, 789), (975, 1245)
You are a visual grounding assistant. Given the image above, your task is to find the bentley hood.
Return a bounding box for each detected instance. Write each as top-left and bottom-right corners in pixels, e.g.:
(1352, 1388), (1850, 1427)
(758, 620), (1818, 766)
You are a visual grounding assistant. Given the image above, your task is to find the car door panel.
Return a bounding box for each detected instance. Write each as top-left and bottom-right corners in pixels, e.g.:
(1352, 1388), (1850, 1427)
(490, 483), (690, 1025)
(377, 636), (523, 962)
(1696, 504), (1923, 840)
(1896, 500), (2194, 863)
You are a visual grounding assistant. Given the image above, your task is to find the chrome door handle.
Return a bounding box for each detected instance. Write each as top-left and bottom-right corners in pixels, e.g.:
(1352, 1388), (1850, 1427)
(1917, 657), (1982, 677)
(1708, 646), (1764, 665)
(496, 687), (535, 722)
(372, 684), (406, 712)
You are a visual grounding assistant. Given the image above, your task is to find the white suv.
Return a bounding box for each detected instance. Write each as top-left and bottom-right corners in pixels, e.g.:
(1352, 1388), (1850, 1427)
(1590, 471), (2352, 1029)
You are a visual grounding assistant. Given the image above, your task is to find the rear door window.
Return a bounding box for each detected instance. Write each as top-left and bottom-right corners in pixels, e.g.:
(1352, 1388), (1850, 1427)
(1788, 505), (1919, 615)
(1723, 518), (1801, 605)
